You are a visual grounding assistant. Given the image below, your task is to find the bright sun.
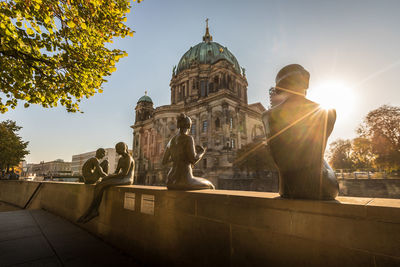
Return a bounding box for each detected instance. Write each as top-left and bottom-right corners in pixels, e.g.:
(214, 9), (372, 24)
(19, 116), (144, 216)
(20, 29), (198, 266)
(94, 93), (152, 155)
(307, 80), (356, 115)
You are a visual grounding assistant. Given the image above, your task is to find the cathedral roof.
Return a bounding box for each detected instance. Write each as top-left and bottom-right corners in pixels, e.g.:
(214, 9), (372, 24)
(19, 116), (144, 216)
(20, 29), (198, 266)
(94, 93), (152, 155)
(176, 21), (241, 75)
(137, 92), (153, 104)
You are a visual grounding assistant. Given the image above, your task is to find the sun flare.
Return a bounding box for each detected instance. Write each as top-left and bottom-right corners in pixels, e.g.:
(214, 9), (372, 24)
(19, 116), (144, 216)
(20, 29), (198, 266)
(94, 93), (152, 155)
(307, 80), (356, 115)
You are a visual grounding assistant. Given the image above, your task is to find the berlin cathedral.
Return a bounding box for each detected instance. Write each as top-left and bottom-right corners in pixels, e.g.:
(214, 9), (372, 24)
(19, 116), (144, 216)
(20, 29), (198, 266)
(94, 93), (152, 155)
(131, 22), (266, 187)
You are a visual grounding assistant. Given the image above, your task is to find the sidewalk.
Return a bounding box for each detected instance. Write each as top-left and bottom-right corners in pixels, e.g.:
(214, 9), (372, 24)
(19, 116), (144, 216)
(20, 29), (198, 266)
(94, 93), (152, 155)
(0, 209), (140, 266)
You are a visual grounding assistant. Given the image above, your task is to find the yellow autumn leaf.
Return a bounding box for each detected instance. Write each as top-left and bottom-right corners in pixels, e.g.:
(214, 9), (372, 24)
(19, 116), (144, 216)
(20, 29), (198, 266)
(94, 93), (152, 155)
(26, 28), (34, 35)
(67, 21), (76, 28)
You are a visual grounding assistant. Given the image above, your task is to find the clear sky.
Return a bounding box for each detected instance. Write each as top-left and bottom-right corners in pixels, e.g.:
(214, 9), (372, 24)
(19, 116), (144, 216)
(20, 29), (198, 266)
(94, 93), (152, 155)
(2, 0), (400, 163)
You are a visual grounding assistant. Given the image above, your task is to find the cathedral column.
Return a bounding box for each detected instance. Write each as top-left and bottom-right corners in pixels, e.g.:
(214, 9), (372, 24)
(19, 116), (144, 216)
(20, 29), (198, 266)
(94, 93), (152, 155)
(196, 113), (200, 144)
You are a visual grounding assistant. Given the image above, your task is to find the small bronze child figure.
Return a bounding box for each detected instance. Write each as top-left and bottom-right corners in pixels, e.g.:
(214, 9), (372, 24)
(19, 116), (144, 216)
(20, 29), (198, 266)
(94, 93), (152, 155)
(263, 64), (339, 200)
(81, 148), (109, 184)
(162, 114), (215, 190)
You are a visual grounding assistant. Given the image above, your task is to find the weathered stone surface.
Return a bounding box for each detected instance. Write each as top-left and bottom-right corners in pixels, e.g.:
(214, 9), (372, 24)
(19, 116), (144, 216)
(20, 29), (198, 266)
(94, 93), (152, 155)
(1, 180), (399, 266)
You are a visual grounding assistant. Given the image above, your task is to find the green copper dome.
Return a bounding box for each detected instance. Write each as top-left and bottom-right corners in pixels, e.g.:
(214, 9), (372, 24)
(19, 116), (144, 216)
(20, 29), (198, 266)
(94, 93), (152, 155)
(137, 94), (153, 104)
(176, 23), (241, 75)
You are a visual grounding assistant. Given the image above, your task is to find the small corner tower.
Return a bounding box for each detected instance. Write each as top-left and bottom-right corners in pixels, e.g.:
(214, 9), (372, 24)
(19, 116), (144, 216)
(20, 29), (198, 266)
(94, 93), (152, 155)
(135, 91), (154, 123)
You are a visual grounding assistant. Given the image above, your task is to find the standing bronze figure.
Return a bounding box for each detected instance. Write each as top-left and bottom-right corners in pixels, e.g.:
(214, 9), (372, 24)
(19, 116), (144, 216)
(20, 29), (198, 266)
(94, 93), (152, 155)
(78, 142), (134, 223)
(262, 64), (339, 200)
(162, 114), (215, 190)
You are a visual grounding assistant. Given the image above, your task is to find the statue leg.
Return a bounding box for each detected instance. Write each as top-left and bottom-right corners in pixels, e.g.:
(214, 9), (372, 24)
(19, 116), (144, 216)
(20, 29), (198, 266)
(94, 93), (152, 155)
(77, 177), (131, 223)
(83, 172), (99, 184)
(321, 160), (339, 199)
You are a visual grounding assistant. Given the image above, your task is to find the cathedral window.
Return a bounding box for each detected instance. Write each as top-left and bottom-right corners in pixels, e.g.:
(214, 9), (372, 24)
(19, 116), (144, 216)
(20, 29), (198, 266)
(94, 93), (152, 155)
(208, 82), (214, 93)
(178, 87), (182, 101)
(202, 120), (208, 133)
(229, 117), (234, 129)
(231, 139), (236, 149)
(191, 123), (196, 136)
(200, 80), (207, 97)
(215, 117), (220, 129)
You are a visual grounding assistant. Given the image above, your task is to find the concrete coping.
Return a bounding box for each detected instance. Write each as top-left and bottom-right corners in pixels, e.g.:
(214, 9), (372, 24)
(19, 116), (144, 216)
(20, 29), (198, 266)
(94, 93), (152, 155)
(3, 180), (400, 223)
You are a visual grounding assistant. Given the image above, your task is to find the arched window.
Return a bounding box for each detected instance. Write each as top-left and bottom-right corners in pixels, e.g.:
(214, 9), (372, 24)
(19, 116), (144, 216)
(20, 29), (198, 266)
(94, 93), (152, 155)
(231, 139), (236, 149)
(200, 81), (207, 97)
(229, 117), (234, 129)
(202, 120), (208, 133)
(191, 122), (196, 136)
(215, 117), (220, 129)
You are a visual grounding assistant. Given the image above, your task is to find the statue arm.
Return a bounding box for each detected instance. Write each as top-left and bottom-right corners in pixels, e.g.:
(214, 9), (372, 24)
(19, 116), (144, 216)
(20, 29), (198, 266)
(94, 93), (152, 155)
(94, 160), (107, 177)
(102, 155), (131, 181)
(162, 140), (172, 165)
(326, 109), (336, 138)
(188, 136), (204, 165)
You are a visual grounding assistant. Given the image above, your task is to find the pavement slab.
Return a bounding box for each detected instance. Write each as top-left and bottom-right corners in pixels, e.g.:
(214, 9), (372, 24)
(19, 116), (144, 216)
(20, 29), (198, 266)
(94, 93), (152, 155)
(0, 210), (141, 267)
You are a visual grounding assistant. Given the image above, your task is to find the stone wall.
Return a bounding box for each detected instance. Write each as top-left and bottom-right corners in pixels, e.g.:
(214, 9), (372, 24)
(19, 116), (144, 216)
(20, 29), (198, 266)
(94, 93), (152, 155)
(339, 178), (400, 198)
(219, 175), (400, 199)
(0, 180), (399, 266)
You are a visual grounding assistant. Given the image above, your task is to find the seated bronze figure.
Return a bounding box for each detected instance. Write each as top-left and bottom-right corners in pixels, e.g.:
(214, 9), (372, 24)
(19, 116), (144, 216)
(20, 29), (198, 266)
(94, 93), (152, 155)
(162, 114), (215, 190)
(82, 148), (109, 184)
(262, 64), (339, 200)
(78, 142), (134, 223)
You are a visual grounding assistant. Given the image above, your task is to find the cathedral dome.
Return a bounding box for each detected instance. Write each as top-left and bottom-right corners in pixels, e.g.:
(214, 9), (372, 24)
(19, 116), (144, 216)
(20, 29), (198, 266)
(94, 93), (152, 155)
(137, 93), (153, 104)
(176, 22), (241, 75)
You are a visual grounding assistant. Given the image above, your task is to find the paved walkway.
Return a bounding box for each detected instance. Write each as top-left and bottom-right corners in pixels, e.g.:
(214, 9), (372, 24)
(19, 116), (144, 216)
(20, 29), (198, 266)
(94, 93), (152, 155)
(0, 210), (140, 266)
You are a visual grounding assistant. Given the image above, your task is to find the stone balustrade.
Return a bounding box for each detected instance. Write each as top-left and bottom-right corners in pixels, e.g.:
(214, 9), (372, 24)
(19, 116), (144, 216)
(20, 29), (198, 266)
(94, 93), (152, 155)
(0, 180), (399, 266)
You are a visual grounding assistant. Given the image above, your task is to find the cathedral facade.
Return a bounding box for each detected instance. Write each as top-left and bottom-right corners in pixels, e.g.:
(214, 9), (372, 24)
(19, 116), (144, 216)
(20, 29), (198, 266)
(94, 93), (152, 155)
(131, 24), (266, 187)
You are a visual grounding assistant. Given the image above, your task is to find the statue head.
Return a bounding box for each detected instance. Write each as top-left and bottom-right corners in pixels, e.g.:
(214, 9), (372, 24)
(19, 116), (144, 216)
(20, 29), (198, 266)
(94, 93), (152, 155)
(177, 113), (192, 132)
(95, 148), (106, 159)
(115, 142), (128, 155)
(275, 64), (310, 95)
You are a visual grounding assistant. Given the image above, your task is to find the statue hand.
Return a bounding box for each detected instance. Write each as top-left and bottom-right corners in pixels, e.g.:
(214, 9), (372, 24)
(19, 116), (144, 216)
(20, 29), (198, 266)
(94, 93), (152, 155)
(195, 145), (205, 154)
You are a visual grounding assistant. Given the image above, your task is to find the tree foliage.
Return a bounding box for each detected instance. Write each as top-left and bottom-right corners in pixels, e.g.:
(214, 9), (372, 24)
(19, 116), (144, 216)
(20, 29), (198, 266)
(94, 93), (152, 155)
(357, 105), (400, 170)
(234, 141), (276, 176)
(0, 0), (138, 113)
(328, 139), (353, 170)
(329, 105), (400, 171)
(0, 120), (29, 172)
(351, 137), (375, 169)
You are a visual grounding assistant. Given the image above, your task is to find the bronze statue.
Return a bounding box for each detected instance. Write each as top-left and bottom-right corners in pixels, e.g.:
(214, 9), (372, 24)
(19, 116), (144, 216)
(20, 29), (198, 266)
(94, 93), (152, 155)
(162, 114), (215, 190)
(262, 64), (339, 200)
(82, 148), (109, 184)
(77, 142), (135, 223)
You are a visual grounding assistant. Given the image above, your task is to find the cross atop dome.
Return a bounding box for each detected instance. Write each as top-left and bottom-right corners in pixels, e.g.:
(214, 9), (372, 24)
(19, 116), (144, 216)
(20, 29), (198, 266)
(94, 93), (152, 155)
(203, 18), (213, 42)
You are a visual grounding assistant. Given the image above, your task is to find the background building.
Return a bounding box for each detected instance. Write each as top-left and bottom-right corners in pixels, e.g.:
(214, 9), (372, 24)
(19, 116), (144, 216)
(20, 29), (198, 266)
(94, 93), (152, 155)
(132, 24), (266, 187)
(26, 159), (72, 178)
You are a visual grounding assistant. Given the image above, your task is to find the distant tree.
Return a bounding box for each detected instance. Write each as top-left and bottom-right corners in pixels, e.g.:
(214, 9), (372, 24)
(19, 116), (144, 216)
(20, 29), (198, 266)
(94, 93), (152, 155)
(234, 141), (276, 177)
(328, 139), (353, 170)
(0, 120), (29, 173)
(0, 0), (138, 113)
(357, 105), (400, 170)
(351, 137), (375, 170)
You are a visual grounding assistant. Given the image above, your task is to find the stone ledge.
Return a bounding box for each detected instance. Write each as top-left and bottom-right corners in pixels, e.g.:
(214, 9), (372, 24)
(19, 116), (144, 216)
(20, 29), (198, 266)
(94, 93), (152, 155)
(0, 180), (399, 266)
